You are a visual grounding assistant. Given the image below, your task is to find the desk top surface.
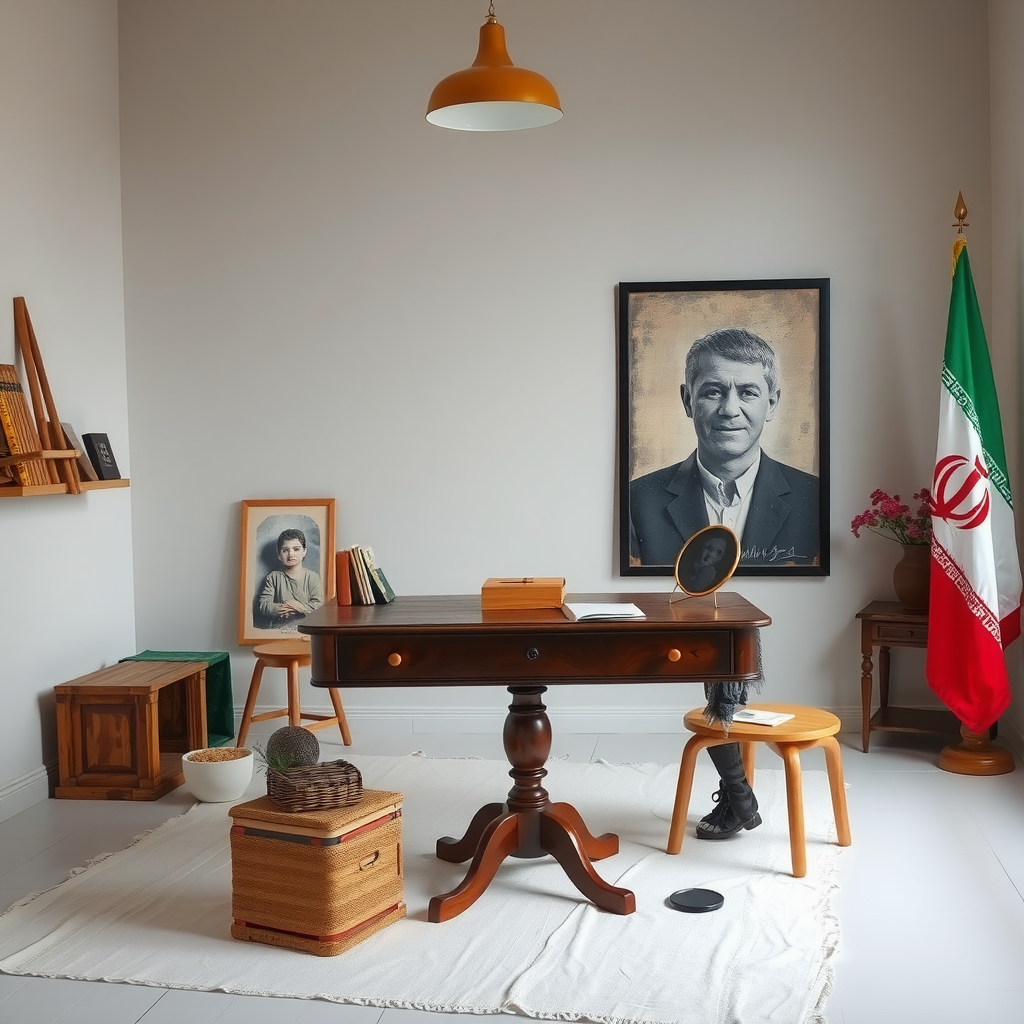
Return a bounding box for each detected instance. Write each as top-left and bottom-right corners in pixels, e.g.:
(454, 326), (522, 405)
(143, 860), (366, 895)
(855, 600), (928, 623)
(300, 591), (770, 634)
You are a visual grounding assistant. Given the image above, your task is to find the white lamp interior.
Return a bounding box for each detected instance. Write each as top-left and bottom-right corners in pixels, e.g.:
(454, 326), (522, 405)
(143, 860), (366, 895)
(426, 100), (563, 132)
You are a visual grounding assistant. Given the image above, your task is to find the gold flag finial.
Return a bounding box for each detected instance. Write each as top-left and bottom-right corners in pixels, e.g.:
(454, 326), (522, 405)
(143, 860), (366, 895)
(953, 190), (969, 234)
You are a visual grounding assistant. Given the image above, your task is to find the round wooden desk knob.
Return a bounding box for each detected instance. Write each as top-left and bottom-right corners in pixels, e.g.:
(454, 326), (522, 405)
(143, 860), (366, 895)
(667, 648), (682, 662)
(388, 653), (402, 667)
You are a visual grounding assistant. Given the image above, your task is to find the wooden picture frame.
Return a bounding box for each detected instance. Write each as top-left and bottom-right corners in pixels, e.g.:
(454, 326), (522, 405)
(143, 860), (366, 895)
(238, 497), (336, 645)
(619, 278), (829, 577)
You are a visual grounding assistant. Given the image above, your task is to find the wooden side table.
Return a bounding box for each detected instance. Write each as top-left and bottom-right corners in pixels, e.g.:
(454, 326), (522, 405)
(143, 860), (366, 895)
(856, 601), (959, 752)
(54, 660), (208, 799)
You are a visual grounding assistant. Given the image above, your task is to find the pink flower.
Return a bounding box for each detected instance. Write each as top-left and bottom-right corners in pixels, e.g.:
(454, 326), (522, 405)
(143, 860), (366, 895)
(851, 486), (933, 545)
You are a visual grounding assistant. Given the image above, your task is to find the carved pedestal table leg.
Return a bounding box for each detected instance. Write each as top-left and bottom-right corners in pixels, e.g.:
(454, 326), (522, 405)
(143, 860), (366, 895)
(428, 685), (636, 923)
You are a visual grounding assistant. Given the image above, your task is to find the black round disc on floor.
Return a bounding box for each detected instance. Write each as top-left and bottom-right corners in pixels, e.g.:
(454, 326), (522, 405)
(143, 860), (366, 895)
(669, 888), (724, 913)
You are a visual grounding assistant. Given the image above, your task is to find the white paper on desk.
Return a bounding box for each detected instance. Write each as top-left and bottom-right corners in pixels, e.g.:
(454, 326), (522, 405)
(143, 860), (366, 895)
(561, 602), (646, 622)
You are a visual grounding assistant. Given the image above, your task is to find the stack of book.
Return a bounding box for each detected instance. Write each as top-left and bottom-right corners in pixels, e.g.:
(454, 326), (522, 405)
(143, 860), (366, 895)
(0, 364), (50, 487)
(336, 546), (396, 606)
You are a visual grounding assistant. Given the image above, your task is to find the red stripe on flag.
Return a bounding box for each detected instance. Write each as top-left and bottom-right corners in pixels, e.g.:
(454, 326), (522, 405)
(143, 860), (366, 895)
(1000, 607), (1021, 648)
(926, 564), (1011, 733)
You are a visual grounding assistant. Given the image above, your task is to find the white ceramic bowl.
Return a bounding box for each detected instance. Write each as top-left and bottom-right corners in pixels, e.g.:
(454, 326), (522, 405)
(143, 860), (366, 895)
(182, 748), (254, 802)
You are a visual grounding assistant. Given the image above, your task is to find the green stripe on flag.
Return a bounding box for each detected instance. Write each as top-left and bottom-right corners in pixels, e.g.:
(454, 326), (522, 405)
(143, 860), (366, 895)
(941, 366), (1012, 505)
(944, 245), (1012, 507)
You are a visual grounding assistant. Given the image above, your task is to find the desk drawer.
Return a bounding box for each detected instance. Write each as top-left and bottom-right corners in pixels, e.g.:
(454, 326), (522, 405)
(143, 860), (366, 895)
(874, 623), (928, 644)
(332, 631), (735, 684)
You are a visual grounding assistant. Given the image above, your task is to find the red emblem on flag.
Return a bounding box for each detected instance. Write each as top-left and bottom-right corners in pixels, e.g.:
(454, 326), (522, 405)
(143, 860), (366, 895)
(931, 453), (991, 530)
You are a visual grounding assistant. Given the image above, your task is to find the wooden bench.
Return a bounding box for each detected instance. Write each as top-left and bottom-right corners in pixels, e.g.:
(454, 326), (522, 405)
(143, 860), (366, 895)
(54, 660), (208, 800)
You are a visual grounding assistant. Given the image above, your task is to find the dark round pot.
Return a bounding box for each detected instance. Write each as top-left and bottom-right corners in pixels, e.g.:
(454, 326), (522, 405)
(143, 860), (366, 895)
(892, 544), (931, 612)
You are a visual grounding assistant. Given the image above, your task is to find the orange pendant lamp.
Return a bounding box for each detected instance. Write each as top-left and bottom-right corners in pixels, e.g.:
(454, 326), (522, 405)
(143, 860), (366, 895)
(426, 4), (562, 132)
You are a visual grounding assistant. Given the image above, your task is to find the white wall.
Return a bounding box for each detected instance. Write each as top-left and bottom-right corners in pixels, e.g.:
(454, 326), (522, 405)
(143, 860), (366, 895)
(0, 0), (133, 814)
(116, 0), (995, 732)
(988, 0), (1024, 742)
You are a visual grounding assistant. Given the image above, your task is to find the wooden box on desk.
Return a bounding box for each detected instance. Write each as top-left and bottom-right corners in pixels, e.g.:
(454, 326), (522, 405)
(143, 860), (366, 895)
(481, 577), (566, 610)
(228, 789), (405, 956)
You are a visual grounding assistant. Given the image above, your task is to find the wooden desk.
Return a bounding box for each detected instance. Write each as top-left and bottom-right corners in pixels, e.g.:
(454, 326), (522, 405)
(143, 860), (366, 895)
(301, 591), (769, 921)
(856, 600), (959, 753)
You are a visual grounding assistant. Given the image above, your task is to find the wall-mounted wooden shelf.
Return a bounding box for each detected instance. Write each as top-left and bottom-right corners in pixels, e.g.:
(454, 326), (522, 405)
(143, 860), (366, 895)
(2, 298), (128, 501)
(0, 478), (129, 498)
(0, 482), (69, 498)
(79, 478), (130, 492)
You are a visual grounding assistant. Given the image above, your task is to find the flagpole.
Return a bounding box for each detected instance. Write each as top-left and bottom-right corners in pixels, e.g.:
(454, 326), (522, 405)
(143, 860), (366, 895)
(931, 191), (1016, 776)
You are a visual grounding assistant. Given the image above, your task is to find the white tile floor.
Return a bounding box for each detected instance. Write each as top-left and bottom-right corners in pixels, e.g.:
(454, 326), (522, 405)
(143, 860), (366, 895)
(3, 726), (1024, 1024)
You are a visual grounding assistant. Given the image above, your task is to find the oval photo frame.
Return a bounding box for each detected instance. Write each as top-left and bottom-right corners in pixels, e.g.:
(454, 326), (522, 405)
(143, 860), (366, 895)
(673, 524), (741, 598)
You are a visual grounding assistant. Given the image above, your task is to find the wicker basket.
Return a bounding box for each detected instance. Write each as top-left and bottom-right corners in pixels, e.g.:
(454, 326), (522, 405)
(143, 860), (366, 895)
(266, 759), (363, 812)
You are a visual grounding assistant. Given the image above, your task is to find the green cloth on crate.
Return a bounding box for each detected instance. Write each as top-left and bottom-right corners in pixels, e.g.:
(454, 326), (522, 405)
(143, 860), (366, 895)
(120, 651), (234, 747)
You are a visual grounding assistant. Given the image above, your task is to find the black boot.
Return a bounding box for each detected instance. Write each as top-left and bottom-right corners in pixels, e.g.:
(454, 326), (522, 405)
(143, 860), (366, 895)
(695, 742), (761, 840)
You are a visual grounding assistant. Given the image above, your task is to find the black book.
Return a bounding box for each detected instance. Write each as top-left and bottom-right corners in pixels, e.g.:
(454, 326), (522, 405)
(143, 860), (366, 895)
(82, 433), (121, 480)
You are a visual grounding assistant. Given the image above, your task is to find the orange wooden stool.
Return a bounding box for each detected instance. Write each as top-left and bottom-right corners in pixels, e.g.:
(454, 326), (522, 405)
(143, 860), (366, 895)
(667, 703), (851, 877)
(237, 639), (352, 748)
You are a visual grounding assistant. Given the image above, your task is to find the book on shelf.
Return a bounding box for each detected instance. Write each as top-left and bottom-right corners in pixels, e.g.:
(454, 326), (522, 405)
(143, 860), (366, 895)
(82, 432), (121, 480)
(58, 422), (99, 482)
(0, 363), (50, 486)
(731, 708), (795, 727)
(561, 602), (646, 622)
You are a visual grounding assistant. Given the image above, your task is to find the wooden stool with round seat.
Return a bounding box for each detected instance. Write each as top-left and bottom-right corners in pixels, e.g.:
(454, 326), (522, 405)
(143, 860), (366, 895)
(667, 703), (851, 877)
(236, 639), (352, 748)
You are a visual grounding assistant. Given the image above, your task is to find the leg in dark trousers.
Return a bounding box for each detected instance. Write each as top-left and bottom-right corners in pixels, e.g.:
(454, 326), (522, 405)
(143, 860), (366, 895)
(696, 741), (762, 840)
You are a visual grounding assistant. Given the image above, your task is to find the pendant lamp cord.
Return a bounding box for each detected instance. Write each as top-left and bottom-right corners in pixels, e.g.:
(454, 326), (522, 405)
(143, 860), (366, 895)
(487, 2), (496, 17)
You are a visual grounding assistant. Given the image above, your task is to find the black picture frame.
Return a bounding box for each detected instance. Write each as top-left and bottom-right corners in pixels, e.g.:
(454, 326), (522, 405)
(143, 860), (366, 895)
(618, 278), (829, 577)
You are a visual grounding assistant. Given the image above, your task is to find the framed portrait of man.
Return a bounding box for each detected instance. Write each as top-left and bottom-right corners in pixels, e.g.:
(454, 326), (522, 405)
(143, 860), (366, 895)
(618, 279), (830, 577)
(238, 497), (336, 644)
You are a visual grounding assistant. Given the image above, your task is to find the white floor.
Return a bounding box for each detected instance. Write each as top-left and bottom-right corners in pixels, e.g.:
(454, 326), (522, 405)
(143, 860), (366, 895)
(2, 725), (1024, 1024)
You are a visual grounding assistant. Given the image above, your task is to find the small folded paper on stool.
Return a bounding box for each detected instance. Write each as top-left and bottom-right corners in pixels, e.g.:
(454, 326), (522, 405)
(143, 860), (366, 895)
(481, 577), (566, 610)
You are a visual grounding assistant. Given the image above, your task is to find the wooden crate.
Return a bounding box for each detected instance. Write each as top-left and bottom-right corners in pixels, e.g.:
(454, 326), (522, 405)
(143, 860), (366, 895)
(228, 789), (405, 956)
(54, 661), (207, 800)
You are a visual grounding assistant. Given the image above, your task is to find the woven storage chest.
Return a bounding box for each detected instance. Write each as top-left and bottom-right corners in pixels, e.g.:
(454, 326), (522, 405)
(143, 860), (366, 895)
(228, 788), (405, 956)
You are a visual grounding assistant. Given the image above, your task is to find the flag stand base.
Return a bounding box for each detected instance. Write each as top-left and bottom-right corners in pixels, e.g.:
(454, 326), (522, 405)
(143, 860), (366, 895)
(937, 724), (1015, 775)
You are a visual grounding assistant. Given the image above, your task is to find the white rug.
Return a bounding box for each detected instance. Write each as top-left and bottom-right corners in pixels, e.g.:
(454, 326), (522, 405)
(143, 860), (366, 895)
(0, 754), (842, 1024)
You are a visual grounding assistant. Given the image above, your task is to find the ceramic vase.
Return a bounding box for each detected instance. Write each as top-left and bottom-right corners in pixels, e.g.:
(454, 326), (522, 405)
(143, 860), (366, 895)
(892, 543), (930, 613)
(182, 748), (254, 802)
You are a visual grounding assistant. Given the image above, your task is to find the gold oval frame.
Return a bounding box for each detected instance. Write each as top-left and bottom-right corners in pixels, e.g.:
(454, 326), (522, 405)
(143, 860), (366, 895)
(672, 524), (741, 598)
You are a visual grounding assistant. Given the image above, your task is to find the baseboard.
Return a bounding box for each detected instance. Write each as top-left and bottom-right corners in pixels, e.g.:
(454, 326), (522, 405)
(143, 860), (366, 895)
(242, 703), (1024, 756)
(239, 703), (705, 735)
(240, 702), (874, 736)
(0, 762), (54, 824)
(4, 705), (1018, 823)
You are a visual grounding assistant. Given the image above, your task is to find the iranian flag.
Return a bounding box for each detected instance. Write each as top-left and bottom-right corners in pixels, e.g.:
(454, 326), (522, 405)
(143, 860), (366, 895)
(926, 239), (1022, 734)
